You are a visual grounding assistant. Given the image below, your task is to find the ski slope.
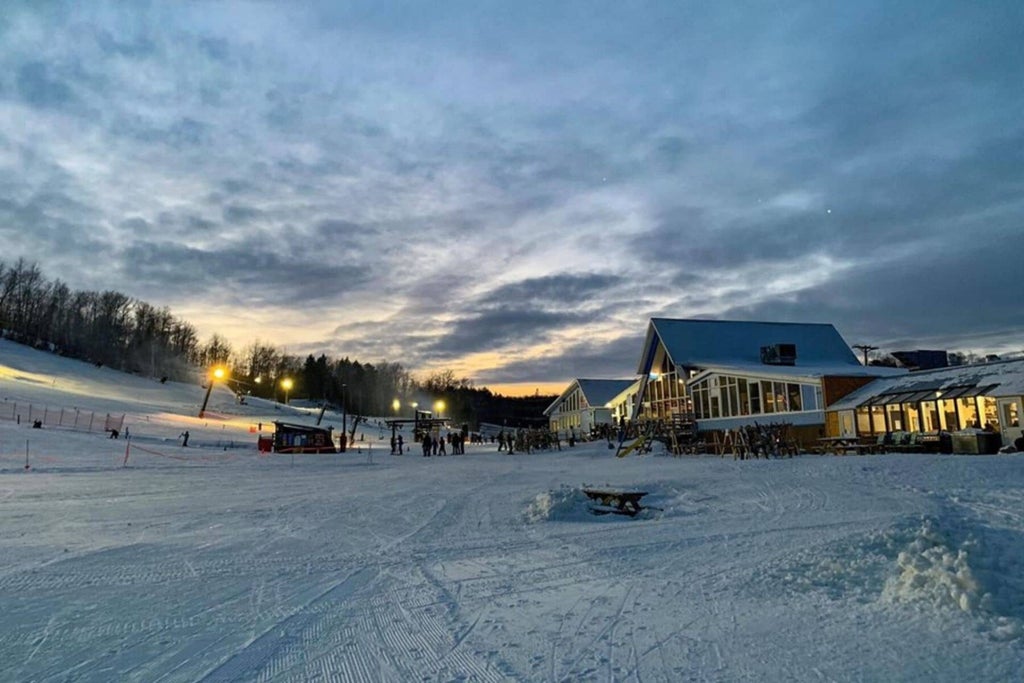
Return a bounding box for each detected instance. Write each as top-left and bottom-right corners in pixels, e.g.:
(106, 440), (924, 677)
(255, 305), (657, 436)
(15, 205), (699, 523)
(1, 340), (1023, 682)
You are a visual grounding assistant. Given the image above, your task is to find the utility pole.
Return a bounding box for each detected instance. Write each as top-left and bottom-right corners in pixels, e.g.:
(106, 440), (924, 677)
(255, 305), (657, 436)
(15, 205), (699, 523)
(853, 344), (879, 366)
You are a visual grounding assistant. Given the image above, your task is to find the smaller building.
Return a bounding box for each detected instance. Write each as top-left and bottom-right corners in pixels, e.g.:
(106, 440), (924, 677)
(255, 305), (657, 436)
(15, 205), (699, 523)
(825, 358), (1024, 448)
(544, 379), (636, 436)
(272, 421), (336, 453)
(891, 350), (949, 371)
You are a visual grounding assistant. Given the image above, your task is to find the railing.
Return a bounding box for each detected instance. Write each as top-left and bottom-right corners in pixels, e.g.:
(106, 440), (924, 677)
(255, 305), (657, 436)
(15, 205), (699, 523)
(0, 399), (123, 433)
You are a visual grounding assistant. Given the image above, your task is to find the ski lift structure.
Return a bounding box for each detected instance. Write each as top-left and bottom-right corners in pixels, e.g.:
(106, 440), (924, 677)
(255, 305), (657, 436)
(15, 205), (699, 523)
(385, 409), (449, 443)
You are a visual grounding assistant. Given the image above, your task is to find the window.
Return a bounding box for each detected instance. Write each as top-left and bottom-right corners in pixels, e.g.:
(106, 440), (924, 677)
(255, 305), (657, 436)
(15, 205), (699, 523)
(787, 383), (802, 412)
(801, 384), (817, 411)
(1002, 400), (1020, 428)
(886, 403), (904, 431)
(738, 379), (749, 415)
(749, 382), (761, 413)
(763, 383), (775, 413)
(856, 407), (871, 433)
(774, 382), (788, 412)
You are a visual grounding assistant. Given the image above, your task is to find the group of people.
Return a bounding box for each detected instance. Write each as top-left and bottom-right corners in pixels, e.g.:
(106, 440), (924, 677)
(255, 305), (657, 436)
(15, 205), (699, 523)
(496, 428), (567, 454)
(419, 431), (467, 456)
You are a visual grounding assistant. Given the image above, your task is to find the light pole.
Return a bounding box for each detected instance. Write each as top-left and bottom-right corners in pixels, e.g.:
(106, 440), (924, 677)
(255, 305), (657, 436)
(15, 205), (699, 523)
(341, 383), (347, 435)
(199, 366), (226, 418)
(281, 377), (293, 405)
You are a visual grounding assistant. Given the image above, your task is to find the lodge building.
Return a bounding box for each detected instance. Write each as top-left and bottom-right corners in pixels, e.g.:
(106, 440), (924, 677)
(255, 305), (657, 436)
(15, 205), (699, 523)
(825, 358), (1024, 450)
(547, 318), (903, 446)
(544, 378), (635, 435)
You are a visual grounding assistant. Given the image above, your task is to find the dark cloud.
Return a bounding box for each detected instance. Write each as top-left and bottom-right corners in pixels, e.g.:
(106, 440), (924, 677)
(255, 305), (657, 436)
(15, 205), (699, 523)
(425, 308), (592, 359)
(1, 1), (1021, 387)
(478, 273), (623, 308)
(121, 241), (372, 307)
(479, 334), (644, 385)
(222, 204), (262, 225)
(16, 62), (76, 109)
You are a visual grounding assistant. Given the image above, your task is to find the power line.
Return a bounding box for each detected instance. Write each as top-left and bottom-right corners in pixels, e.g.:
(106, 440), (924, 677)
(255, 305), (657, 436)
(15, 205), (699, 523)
(853, 344), (879, 366)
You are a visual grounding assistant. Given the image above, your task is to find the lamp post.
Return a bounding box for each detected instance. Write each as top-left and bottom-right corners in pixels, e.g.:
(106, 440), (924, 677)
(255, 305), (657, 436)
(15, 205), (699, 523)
(281, 377), (293, 405)
(199, 366), (226, 418)
(340, 383), (347, 435)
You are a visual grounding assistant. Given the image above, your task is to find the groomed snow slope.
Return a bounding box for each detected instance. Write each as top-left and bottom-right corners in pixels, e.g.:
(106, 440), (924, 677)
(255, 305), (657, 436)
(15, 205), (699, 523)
(1, 341), (1023, 682)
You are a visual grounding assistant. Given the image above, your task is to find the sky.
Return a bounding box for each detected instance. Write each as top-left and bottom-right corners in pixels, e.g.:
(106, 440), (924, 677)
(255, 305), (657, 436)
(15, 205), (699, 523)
(1, 1), (1022, 396)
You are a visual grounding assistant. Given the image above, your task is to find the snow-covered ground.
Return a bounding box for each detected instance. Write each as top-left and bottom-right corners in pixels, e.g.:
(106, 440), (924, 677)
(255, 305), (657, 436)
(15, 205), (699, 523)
(1, 340), (1023, 682)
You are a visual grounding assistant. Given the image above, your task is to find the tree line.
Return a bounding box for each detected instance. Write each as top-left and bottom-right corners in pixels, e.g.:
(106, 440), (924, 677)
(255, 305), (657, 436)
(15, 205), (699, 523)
(0, 258), (554, 424)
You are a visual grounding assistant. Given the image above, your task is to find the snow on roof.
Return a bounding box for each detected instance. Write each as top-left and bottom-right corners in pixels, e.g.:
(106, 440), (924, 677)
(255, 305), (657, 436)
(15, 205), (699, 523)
(690, 363), (906, 382)
(638, 318), (863, 374)
(577, 378), (635, 406)
(544, 378), (635, 415)
(828, 358), (1024, 411)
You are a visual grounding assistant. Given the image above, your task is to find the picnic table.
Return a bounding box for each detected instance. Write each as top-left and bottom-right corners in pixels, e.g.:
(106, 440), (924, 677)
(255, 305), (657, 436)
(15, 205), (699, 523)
(582, 488), (649, 516)
(816, 437), (875, 455)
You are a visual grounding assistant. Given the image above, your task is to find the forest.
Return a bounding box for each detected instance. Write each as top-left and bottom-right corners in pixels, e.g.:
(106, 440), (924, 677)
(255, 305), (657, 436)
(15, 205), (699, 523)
(0, 259), (553, 425)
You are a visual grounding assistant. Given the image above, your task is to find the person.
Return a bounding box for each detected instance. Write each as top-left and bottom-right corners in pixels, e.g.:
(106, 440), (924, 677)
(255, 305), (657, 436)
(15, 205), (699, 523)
(1014, 430), (1024, 452)
(180, 430), (190, 447)
(397, 434), (404, 454)
(422, 435), (431, 457)
(108, 428), (119, 439)
(390, 435), (397, 454)
(438, 435), (447, 456)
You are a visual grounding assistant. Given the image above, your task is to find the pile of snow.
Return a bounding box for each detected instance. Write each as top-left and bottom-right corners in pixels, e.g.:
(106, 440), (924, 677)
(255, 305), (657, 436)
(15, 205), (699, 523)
(523, 485), (660, 523)
(524, 486), (594, 523)
(881, 517), (985, 612)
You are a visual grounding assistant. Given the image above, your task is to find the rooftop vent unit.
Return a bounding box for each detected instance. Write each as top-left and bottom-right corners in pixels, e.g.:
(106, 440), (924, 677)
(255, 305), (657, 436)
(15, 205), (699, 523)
(760, 343), (797, 366)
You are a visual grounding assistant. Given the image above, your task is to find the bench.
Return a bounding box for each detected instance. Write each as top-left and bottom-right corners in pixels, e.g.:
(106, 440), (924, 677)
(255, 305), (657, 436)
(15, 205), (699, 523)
(582, 489), (649, 517)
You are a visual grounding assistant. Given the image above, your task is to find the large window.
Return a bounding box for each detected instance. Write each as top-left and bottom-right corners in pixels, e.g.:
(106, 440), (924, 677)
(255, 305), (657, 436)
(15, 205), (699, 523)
(690, 374), (820, 419)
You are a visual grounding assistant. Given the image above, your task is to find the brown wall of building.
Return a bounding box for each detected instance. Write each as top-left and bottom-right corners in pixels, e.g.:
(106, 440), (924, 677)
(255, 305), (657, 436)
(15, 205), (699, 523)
(822, 376), (877, 407)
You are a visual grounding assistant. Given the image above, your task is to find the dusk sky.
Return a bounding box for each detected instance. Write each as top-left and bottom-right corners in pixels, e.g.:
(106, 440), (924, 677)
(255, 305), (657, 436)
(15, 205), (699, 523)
(2, 1), (1021, 395)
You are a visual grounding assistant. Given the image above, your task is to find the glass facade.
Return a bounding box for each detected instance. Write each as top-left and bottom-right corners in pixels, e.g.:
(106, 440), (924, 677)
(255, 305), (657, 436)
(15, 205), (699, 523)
(643, 346), (692, 420)
(852, 388), (1003, 435)
(689, 374), (820, 420)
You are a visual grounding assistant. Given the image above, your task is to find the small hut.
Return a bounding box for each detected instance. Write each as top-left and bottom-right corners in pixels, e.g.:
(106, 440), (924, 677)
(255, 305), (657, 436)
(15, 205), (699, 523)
(272, 421), (337, 454)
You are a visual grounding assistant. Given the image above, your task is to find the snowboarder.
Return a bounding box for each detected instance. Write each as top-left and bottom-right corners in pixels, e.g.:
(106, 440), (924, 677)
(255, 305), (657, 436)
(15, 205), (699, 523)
(180, 430), (190, 447)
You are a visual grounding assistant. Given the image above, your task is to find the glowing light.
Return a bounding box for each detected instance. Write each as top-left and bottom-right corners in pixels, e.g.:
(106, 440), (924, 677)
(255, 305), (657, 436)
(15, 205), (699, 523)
(392, 398), (401, 412)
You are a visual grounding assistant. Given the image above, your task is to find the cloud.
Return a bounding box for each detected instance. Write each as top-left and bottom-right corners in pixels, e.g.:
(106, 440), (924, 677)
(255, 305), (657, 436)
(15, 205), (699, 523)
(0, 1), (1021, 388)
(16, 62), (76, 109)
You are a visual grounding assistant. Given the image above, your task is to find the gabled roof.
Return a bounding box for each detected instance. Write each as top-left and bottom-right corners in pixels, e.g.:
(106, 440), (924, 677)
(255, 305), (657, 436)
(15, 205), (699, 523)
(637, 318), (863, 374)
(578, 379), (635, 406)
(543, 378), (636, 415)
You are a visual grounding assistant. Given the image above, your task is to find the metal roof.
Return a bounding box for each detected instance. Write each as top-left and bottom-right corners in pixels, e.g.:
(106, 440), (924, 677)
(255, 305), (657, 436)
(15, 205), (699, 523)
(543, 378), (636, 415)
(828, 358), (1024, 411)
(637, 318), (864, 374)
(688, 363), (905, 382)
